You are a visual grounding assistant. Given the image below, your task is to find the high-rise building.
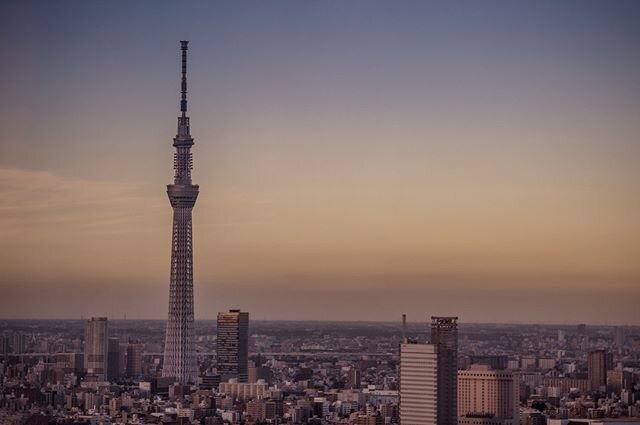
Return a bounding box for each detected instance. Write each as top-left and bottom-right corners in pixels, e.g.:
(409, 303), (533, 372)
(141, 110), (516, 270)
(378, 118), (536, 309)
(107, 337), (120, 381)
(162, 41), (200, 384)
(347, 367), (361, 389)
(457, 365), (519, 425)
(400, 341), (438, 425)
(84, 317), (108, 381)
(431, 316), (458, 425)
(0, 335), (9, 355)
(399, 316), (459, 425)
(217, 310), (249, 382)
(126, 340), (143, 378)
(11, 332), (26, 354)
(588, 350), (611, 392)
(606, 362), (632, 395)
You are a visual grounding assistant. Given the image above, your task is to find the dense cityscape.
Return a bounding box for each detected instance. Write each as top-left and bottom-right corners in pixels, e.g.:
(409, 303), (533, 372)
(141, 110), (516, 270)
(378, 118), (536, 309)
(2, 2), (639, 425)
(1, 317), (639, 425)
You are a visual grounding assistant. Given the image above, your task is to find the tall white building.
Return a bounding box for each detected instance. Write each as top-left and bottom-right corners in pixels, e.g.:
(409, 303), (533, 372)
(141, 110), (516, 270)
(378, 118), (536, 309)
(84, 317), (108, 381)
(400, 342), (438, 425)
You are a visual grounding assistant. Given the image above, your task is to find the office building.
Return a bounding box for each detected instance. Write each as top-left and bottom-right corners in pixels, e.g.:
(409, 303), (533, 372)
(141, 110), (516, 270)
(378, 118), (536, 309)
(84, 317), (108, 381)
(588, 350), (612, 392)
(457, 365), (519, 425)
(400, 341), (438, 425)
(431, 316), (458, 425)
(126, 340), (143, 378)
(606, 363), (632, 395)
(218, 379), (268, 400)
(348, 367), (362, 389)
(107, 337), (120, 381)
(217, 309), (249, 382)
(13, 333), (27, 354)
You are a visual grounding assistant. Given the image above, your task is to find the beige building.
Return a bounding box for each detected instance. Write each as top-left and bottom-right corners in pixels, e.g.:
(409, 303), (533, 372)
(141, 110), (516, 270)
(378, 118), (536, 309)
(457, 365), (519, 425)
(218, 379), (269, 400)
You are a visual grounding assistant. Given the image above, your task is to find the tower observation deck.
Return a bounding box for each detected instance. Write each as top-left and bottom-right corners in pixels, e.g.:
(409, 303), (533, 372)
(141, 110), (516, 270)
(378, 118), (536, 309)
(162, 41), (199, 384)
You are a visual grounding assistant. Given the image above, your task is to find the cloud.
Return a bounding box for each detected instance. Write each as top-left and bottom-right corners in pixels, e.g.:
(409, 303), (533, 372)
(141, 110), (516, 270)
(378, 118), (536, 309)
(0, 167), (167, 284)
(0, 167), (161, 236)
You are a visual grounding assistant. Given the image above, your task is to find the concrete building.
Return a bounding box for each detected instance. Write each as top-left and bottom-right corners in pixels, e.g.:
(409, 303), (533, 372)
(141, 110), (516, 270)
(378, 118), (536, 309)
(400, 342), (438, 425)
(606, 363), (632, 395)
(84, 317), (108, 381)
(457, 365), (519, 425)
(107, 337), (120, 381)
(126, 340), (143, 378)
(348, 367), (362, 389)
(588, 350), (612, 392)
(431, 316), (458, 425)
(541, 377), (589, 394)
(217, 310), (249, 382)
(218, 379), (268, 400)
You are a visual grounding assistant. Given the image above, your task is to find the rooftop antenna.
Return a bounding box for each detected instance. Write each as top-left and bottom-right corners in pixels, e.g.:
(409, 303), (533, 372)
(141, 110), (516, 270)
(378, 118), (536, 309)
(180, 40), (188, 117)
(402, 314), (407, 343)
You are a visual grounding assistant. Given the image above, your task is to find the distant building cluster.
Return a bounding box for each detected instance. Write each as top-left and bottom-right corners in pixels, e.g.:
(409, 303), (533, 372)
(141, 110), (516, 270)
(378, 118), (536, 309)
(1, 317), (640, 425)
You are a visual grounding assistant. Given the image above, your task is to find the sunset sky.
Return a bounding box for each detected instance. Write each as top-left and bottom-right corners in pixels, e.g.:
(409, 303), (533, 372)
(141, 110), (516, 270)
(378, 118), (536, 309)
(1, 1), (639, 323)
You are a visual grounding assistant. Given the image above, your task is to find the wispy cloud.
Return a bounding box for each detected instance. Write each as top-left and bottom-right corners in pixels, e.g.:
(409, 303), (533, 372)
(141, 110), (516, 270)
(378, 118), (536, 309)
(0, 167), (161, 236)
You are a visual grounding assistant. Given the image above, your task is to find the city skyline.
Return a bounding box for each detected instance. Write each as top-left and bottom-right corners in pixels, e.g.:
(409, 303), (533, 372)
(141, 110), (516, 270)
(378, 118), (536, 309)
(1, 1), (639, 324)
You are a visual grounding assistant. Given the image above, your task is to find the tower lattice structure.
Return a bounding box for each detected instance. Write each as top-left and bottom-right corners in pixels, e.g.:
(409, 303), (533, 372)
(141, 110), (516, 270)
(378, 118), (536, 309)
(162, 40), (199, 384)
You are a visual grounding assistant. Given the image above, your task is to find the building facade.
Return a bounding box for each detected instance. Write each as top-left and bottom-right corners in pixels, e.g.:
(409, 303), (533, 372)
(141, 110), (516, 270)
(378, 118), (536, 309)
(126, 340), (143, 378)
(431, 316), (458, 425)
(84, 317), (108, 381)
(457, 365), (519, 425)
(588, 350), (612, 392)
(217, 310), (249, 382)
(399, 342), (438, 425)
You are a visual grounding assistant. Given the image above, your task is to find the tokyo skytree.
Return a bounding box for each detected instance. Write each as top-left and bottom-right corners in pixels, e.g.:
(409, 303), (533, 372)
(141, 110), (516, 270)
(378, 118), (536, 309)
(162, 41), (199, 384)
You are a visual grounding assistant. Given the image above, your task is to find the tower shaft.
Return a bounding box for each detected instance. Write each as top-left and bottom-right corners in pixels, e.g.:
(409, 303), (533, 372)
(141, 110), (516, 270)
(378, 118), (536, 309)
(162, 41), (199, 384)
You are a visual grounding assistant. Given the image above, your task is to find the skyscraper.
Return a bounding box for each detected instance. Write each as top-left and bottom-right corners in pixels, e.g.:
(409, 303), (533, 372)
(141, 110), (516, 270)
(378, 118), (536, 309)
(126, 340), (143, 378)
(162, 41), (199, 384)
(399, 315), (459, 425)
(84, 317), (108, 381)
(217, 310), (249, 382)
(107, 337), (121, 381)
(431, 316), (458, 425)
(588, 350), (611, 392)
(400, 341), (439, 425)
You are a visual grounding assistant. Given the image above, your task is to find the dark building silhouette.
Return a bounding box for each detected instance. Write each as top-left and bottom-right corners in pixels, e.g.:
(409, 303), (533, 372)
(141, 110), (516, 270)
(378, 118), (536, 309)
(347, 367), (361, 389)
(107, 337), (120, 381)
(217, 310), (249, 382)
(126, 340), (143, 378)
(588, 349), (612, 392)
(431, 316), (458, 425)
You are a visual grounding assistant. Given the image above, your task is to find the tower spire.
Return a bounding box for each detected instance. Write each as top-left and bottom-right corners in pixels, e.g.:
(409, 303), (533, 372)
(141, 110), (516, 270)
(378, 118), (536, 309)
(163, 41), (199, 385)
(180, 40), (188, 116)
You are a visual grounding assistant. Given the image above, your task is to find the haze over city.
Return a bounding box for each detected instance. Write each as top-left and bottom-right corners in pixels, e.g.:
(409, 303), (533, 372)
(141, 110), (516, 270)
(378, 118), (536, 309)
(1, 1), (639, 323)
